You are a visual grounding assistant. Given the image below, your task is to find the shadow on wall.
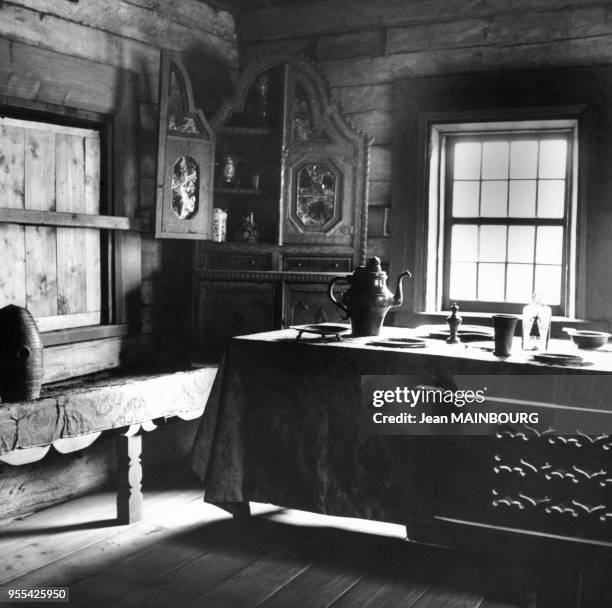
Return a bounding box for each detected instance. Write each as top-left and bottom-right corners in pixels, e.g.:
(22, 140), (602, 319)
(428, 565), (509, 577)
(183, 46), (237, 119)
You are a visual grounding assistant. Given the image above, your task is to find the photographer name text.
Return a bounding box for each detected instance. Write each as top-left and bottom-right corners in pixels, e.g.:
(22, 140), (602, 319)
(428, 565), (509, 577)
(370, 386), (539, 425)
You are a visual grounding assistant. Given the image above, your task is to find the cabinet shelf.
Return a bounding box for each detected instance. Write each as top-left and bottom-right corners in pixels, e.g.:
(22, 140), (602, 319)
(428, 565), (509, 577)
(214, 187), (268, 196)
(219, 126), (277, 137)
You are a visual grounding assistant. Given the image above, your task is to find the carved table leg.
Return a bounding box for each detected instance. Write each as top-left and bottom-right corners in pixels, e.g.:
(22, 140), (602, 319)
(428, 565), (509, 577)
(116, 433), (143, 524)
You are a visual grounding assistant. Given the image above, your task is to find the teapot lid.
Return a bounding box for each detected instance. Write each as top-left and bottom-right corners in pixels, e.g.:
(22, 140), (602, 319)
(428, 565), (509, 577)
(355, 256), (386, 277)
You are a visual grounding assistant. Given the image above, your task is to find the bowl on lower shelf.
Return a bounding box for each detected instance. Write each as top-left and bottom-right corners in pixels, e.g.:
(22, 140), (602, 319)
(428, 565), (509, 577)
(563, 327), (611, 349)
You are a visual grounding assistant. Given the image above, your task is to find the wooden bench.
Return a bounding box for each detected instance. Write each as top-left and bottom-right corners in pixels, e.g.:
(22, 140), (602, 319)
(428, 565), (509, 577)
(0, 366), (218, 523)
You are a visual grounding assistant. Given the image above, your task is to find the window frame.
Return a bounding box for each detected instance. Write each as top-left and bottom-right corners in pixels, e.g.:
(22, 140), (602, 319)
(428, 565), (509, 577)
(425, 118), (579, 318)
(0, 96), (143, 348)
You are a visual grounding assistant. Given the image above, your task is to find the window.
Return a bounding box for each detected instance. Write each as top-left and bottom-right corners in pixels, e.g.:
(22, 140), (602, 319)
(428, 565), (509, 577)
(0, 116), (105, 332)
(0, 108), (141, 352)
(427, 120), (577, 316)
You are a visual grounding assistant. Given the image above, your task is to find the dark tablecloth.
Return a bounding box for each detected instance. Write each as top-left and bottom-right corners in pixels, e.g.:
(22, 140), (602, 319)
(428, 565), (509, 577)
(191, 329), (612, 524)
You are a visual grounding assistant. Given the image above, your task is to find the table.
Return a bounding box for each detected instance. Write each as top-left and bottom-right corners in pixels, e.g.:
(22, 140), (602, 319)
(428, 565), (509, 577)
(0, 366), (218, 522)
(192, 328), (612, 606)
(192, 328), (612, 523)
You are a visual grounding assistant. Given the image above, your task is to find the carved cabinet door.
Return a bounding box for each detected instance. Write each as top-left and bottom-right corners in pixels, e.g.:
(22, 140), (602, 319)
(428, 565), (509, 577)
(281, 66), (367, 254)
(194, 280), (278, 360)
(155, 52), (215, 239)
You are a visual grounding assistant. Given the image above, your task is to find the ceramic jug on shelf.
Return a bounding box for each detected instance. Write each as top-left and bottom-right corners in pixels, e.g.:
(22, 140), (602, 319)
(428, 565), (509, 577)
(327, 257), (412, 337)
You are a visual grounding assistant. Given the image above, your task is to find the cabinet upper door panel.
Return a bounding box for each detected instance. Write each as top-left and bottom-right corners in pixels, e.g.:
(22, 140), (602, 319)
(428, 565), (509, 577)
(155, 51), (215, 239)
(282, 65), (368, 250)
(283, 151), (355, 246)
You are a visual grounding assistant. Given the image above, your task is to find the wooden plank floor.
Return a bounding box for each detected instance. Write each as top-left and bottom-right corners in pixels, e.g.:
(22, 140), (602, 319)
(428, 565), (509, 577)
(0, 479), (526, 608)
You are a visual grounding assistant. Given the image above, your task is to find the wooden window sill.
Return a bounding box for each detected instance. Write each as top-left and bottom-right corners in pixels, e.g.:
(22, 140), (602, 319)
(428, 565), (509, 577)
(399, 311), (609, 337)
(41, 324), (130, 347)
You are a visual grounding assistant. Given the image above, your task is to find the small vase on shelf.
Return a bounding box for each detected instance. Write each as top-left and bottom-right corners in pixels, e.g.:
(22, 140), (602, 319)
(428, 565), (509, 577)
(254, 73), (270, 124)
(212, 208), (228, 242)
(237, 211), (259, 243)
(521, 293), (551, 351)
(219, 156), (238, 186)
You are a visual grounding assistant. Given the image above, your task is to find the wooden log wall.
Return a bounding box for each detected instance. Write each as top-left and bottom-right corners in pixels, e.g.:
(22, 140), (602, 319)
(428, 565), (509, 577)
(0, 0), (237, 519)
(1, 0), (237, 353)
(238, 0), (612, 266)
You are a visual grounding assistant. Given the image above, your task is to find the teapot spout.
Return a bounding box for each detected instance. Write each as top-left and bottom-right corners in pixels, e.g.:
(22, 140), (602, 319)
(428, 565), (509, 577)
(393, 270), (412, 307)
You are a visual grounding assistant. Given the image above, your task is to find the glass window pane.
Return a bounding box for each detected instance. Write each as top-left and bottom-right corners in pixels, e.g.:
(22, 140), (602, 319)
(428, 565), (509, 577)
(481, 180), (508, 217)
(508, 180), (536, 217)
(510, 141), (538, 178)
(482, 141), (509, 179)
(534, 265), (562, 305)
(479, 225), (507, 262)
(451, 225), (478, 261)
(454, 142), (481, 179)
(445, 132), (570, 309)
(450, 262), (477, 300)
(478, 263), (505, 301)
(536, 226), (563, 264)
(537, 180), (565, 217)
(506, 264), (533, 302)
(539, 139), (567, 179)
(508, 226), (535, 263)
(452, 181), (479, 217)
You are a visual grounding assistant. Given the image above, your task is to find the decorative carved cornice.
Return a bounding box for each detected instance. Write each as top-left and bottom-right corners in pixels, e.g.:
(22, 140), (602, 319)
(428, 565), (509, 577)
(211, 51), (370, 143)
(195, 269), (340, 282)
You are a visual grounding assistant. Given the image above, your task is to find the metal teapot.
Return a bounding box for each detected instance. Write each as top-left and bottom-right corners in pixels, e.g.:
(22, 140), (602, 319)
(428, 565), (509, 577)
(327, 257), (412, 337)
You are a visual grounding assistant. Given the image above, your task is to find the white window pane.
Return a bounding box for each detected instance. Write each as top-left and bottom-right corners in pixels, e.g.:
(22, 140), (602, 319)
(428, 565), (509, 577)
(481, 180), (508, 217)
(479, 225), (507, 262)
(451, 225), (478, 261)
(507, 226), (535, 263)
(482, 141), (509, 179)
(506, 264), (533, 302)
(510, 141), (538, 179)
(536, 226), (563, 264)
(508, 180), (536, 217)
(537, 180), (565, 218)
(534, 265), (562, 305)
(454, 142), (481, 179)
(539, 139), (567, 179)
(452, 181), (479, 216)
(478, 263), (505, 301)
(450, 262), (477, 300)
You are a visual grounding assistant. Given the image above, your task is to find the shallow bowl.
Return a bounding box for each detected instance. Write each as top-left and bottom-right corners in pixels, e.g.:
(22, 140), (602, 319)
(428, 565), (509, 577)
(563, 328), (611, 349)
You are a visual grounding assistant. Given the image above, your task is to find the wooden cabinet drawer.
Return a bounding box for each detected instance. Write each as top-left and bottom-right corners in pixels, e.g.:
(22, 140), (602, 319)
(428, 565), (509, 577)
(282, 255), (352, 272)
(205, 253), (272, 271)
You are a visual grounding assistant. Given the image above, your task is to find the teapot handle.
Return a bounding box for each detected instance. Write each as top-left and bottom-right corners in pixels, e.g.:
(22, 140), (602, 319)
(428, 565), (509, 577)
(327, 276), (350, 320)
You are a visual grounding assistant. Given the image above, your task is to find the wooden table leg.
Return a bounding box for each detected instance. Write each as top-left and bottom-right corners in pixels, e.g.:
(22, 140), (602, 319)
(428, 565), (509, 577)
(215, 501), (251, 520)
(116, 433), (143, 524)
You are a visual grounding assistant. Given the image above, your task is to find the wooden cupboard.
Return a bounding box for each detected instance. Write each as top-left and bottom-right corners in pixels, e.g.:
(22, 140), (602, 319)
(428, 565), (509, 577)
(190, 53), (370, 359)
